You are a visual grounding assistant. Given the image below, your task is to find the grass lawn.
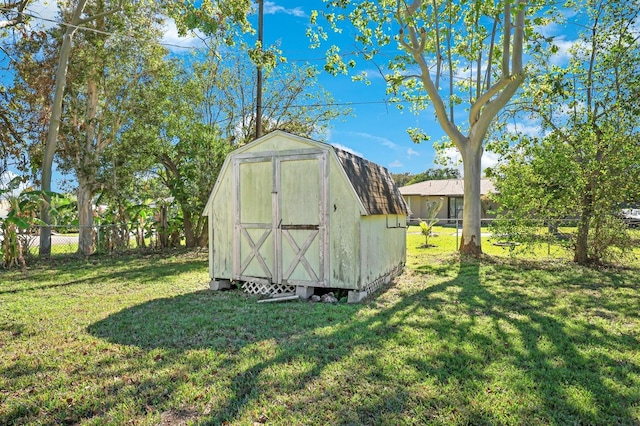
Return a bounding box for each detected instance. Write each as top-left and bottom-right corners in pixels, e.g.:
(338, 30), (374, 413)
(1, 235), (639, 425)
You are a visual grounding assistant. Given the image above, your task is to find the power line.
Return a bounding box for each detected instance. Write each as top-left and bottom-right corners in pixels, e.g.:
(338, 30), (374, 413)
(2, 5), (636, 107)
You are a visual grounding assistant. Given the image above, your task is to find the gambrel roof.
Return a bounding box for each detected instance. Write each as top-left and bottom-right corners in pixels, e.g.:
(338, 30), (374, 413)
(334, 148), (409, 216)
(203, 130), (409, 217)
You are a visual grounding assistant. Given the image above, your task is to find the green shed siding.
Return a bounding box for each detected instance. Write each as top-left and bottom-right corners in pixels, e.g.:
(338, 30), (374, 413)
(204, 131), (408, 293)
(210, 160), (233, 279)
(359, 215), (406, 285)
(328, 153), (362, 289)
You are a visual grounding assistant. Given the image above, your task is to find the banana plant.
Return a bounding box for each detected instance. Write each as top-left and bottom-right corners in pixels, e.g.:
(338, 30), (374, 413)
(419, 198), (444, 248)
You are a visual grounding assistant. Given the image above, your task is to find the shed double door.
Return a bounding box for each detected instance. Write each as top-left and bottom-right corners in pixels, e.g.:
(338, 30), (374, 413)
(233, 151), (328, 286)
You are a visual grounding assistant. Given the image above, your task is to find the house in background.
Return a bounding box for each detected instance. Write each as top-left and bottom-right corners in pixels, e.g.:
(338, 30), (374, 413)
(399, 178), (497, 224)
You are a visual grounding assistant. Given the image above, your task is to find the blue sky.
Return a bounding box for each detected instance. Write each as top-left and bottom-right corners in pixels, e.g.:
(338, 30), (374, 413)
(2, 0), (585, 192)
(243, 0), (448, 173)
(154, 0), (582, 175)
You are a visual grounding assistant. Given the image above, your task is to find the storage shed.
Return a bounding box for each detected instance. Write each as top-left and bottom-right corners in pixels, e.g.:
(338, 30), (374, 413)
(203, 131), (409, 303)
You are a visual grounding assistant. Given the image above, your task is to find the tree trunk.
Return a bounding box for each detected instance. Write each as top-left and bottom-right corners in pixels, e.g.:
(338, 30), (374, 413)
(183, 209), (196, 248)
(77, 177), (95, 256)
(39, 0), (89, 258)
(574, 185), (594, 265)
(182, 210), (209, 248)
(197, 216), (208, 247)
(459, 140), (483, 256)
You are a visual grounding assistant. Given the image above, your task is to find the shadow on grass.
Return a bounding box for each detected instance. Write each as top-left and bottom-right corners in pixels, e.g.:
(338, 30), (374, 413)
(0, 251), (205, 295)
(80, 258), (640, 424)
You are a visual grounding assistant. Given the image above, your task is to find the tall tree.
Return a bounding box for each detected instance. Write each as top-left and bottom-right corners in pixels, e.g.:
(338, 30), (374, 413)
(115, 57), (231, 248)
(489, 0), (640, 265)
(38, 0), (122, 257)
(56, 0), (170, 256)
(36, 0), (255, 257)
(312, 0), (542, 255)
(195, 51), (348, 145)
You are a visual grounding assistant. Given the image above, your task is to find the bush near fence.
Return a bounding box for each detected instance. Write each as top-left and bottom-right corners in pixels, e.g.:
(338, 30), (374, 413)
(407, 217), (640, 262)
(0, 223), (181, 262)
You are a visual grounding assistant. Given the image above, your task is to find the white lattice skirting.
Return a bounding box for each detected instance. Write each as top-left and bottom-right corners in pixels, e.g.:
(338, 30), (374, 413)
(241, 280), (296, 296)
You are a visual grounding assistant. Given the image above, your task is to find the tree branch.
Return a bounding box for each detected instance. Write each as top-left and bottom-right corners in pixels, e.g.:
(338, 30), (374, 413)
(432, 0), (442, 89)
(76, 4), (122, 26)
(501, 1), (511, 76)
(470, 0), (527, 143)
(397, 0), (464, 146)
(0, 0), (30, 29)
(469, 77), (512, 125)
(484, 17), (498, 92)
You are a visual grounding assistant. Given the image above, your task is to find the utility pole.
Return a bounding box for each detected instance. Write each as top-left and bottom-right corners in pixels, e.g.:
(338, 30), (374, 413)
(255, 0), (264, 140)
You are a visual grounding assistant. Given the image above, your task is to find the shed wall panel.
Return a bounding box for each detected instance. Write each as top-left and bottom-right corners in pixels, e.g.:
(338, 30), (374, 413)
(239, 228), (275, 279)
(211, 166), (233, 279)
(328, 156), (361, 290)
(359, 215), (406, 286)
(280, 158), (320, 226)
(239, 160), (272, 224)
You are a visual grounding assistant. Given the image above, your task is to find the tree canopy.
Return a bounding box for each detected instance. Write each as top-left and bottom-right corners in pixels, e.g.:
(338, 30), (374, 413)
(2, 0), (348, 256)
(311, 0), (545, 255)
(391, 167), (460, 186)
(488, 0), (640, 265)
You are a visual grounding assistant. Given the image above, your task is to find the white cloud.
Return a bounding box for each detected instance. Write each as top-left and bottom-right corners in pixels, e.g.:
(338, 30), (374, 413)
(505, 122), (542, 137)
(263, 1), (306, 17)
(454, 63), (487, 82)
(407, 148), (420, 157)
(346, 131), (398, 149)
(438, 147), (499, 176)
(482, 150), (500, 171)
(389, 160), (403, 168)
(161, 20), (203, 50)
(24, 0), (59, 30)
(440, 147), (462, 168)
(549, 36), (576, 65)
(331, 143), (363, 158)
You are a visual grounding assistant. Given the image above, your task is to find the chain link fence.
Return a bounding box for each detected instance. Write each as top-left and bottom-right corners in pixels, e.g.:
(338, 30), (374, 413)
(409, 216), (640, 259)
(3, 217), (639, 266)
(1, 223), (180, 261)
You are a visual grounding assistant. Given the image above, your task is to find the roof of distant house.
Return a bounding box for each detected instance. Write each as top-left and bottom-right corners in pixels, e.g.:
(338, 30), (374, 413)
(399, 178), (495, 197)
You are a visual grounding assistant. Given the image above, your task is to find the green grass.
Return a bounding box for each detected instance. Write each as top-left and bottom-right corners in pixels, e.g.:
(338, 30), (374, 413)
(1, 241), (639, 425)
(411, 224), (640, 262)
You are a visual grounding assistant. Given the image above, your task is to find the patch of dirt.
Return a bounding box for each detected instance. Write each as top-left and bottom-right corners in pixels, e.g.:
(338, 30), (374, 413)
(159, 409), (200, 425)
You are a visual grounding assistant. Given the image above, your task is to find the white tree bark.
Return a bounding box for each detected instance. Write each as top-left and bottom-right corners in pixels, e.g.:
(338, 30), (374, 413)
(40, 0), (89, 257)
(39, 0), (121, 257)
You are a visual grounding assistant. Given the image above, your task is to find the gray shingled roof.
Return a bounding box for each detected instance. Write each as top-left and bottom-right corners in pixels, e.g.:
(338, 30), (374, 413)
(333, 148), (409, 216)
(399, 178), (495, 196)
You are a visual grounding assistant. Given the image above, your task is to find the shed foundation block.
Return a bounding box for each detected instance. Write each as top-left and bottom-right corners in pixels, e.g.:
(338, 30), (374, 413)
(296, 286), (315, 300)
(210, 279), (231, 291)
(348, 290), (368, 304)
